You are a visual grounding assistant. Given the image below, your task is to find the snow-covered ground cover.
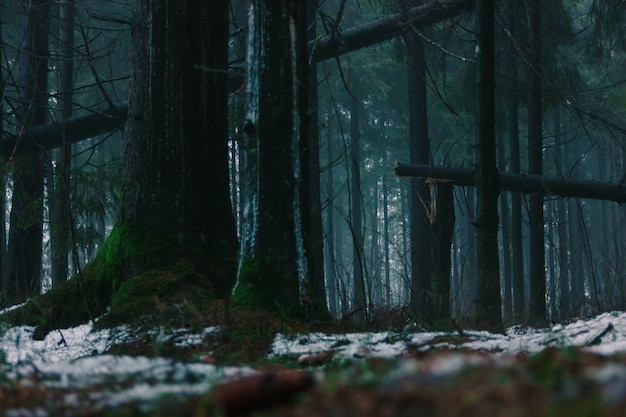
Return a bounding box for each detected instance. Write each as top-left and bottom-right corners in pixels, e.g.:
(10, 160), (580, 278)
(1, 310), (626, 413)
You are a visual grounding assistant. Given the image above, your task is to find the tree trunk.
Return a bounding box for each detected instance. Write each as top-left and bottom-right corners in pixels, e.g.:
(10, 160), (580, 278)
(554, 105), (570, 320)
(350, 99), (366, 323)
(0, 21), (5, 292)
(474, 0), (503, 332)
(527, 0), (546, 326)
(306, 0), (329, 318)
(405, 18), (433, 325)
(506, 0), (525, 323)
(121, 0), (237, 293)
(49, 0), (75, 288)
(431, 183), (454, 322)
(498, 136), (513, 325)
(233, 0), (311, 317)
(395, 164), (626, 203)
(5, 0), (50, 303)
(324, 124), (338, 316)
(310, 0), (474, 63)
(383, 158), (392, 308)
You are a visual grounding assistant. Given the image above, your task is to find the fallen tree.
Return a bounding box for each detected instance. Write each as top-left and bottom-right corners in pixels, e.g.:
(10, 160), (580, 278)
(1, 0), (475, 156)
(2, 103), (128, 158)
(394, 162), (626, 203)
(310, 0), (474, 63)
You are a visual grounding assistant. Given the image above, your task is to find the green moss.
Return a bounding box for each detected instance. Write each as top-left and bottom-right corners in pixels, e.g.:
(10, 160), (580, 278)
(232, 257), (302, 318)
(0, 268), (110, 338)
(0, 222), (237, 337)
(94, 260), (217, 330)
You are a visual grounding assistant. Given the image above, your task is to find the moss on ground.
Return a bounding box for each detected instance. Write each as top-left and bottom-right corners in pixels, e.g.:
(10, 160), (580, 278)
(0, 222), (237, 338)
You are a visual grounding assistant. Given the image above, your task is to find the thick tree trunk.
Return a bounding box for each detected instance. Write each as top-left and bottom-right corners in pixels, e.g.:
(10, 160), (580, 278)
(233, 0), (311, 317)
(122, 0), (236, 294)
(5, 0), (50, 303)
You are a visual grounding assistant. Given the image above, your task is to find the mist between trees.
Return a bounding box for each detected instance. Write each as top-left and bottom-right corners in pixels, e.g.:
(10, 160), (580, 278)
(0, 0), (625, 332)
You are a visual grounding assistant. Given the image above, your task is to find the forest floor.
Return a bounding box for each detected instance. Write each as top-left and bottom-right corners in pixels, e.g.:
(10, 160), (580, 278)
(2, 303), (626, 416)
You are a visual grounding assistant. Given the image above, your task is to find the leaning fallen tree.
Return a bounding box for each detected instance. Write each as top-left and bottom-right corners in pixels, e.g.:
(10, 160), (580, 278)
(0, 0), (475, 156)
(394, 162), (626, 204)
(309, 0), (473, 62)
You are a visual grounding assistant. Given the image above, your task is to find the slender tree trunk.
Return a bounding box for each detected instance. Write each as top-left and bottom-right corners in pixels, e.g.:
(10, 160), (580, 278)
(554, 105), (570, 320)
(405, 20), (433, 324)
(350, 99), (366, 323)
(306, 0), (328, 317)
(506, 0), (525, 324)
(527, 0), (546, 325)
(325, 124), (338, 316)
(498, 136), (513, 325)
(370, 180), (382, 306)
(50, 0), (75, 287)
(6, 0), (50, 303)
(383, 161), (391, 308)
(431, 183), (454, 321)
(474, 0), (503, 332)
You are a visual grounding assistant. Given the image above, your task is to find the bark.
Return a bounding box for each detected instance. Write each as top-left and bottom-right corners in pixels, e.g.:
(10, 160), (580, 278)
(121, 0), (236, 293)
(233, 0), (310, 317)
(474, 0), (503, 332)
(5, 0), (50, 303)
(394, 164), (626, 203)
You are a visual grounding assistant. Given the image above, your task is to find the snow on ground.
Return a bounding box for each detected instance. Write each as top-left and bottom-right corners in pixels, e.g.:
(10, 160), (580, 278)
(271, 311), (626, 359)
(0, 310), (625, 412)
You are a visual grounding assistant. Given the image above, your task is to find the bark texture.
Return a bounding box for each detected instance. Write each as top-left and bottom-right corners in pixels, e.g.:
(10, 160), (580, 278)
(233, 0), (311, 317)
(5, 0), (50, 303)
(121, 0), (237, 293)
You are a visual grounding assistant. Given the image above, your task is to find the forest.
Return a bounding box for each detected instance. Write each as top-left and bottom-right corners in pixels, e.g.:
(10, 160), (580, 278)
(0, 0), (622, 329)
(0, 0), (625, 415)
